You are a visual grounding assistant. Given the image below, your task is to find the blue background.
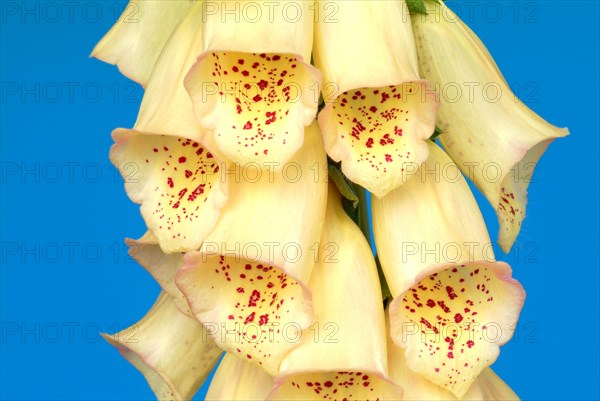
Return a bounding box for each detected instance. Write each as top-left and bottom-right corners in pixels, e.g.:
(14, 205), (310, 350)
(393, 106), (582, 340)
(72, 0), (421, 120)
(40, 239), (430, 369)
(0, 1), (598, 400)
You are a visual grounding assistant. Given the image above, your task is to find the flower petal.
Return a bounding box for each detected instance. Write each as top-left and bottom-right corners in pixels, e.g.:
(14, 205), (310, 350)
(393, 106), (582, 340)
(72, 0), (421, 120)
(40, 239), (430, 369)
(184, 1), (320, 167)
(269, 188), (403, 401)
(128, 1), (219, 151)
(103, 292), (222, 401)
(388, 321), (520, 400)
(201, 0), (314, 64)
(91, 0), (193, 87)
(185, 52), (321, 167)
(372, 141), (491, 296)
(389, 262), (524, 398)
(126, 232), (190, 315)
(206, 353), (274, 401)
(372, 143), (524, 396)
(314, 0), (439, 197)
(110, 130), (227, 253)
(412, 1), (569, 252)
(176, 252), (312, 376)
(175, 122), (328, 375)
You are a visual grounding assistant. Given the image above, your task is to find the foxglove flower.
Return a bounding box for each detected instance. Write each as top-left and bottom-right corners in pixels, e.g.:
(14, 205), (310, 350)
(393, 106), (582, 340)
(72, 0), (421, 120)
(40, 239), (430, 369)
(412, 1), (569, 252)
(184, 0), (322, 166)
(314, 0), (439, 197)
(175, 122), (328, 375)
(373, 142), (525, 397)
(93, 1), (565, 399)
(103, 235), (222, 400)
(268, 188), (403, 400)
(103, 292), (222, 401)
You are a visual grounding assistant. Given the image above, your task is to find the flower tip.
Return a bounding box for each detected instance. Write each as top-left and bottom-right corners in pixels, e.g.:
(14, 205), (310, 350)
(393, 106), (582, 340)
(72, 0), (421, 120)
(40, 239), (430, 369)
(555, 126), (570, 141)
(100, 332), (116, 346)
(498, 236), (514, 255)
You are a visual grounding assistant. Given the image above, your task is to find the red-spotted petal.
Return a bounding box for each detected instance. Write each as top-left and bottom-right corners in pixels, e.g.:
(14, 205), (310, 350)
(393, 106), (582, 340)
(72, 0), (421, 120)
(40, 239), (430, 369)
(110, 130), (227, 253)
(388, 313), (520, 400)
(314, 0), (438, 197)
(389, 262), (525, 397)
(319, 83), (437, 198)
(176, 253), (312, 376)
(185, 51), (321, 167)
(270, 371), (403, 401)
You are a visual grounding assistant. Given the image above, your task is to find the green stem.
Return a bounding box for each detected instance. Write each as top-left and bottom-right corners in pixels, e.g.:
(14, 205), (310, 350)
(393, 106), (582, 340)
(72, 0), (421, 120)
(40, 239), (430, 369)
(353, 183), (373, 248)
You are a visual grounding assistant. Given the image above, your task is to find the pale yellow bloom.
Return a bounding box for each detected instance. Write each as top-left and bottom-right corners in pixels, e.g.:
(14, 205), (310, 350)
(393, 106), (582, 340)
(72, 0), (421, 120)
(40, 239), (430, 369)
(314, 0), (439, 197)
(412, 1), (569, 252)
(103, 293), (222, 401)
(184, 0), (322, 166)
(269, 188), (403, 400)
(373, 142), (524, 397)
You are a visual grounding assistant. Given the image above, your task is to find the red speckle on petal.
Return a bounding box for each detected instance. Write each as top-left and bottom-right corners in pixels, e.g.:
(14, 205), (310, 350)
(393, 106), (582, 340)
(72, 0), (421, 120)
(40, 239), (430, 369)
(259, 314), (269, 326)
(244, 312), (255, 324)
(248, 290), (260, 307)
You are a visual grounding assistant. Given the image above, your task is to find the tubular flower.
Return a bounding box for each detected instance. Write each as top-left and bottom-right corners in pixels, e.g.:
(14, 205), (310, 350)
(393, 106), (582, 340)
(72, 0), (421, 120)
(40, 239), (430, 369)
(103, 292), (222, 401)
(184, 0), (322, 166)
(387, 317), (520, 401)
(175, 122), (328, 376)
(91, 0), (193, 87)
(373, 142), (525, 397)
(268, 188), (403, 401)
(206, 354), (273, 401)
(93, 1), (565, 399)
(110, 2), (229, 254)
(314, 0), (439, 198)
(412, 1), (569, 252)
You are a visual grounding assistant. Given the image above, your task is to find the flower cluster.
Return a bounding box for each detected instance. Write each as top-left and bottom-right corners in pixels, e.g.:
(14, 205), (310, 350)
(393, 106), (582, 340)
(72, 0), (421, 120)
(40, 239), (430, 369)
(93, 1), (568, 400)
